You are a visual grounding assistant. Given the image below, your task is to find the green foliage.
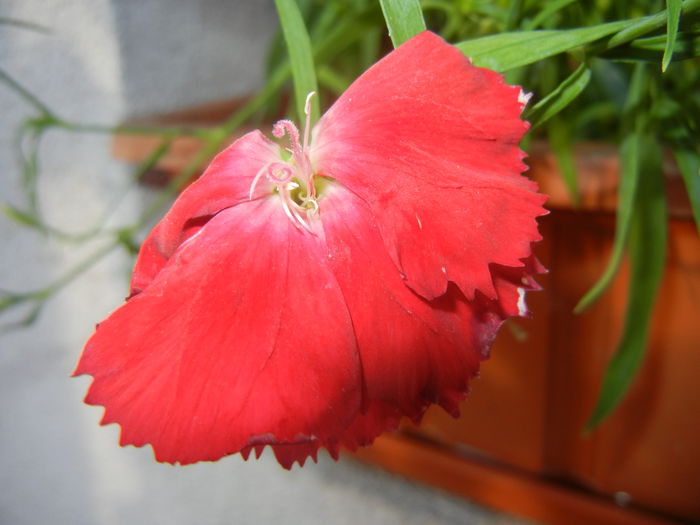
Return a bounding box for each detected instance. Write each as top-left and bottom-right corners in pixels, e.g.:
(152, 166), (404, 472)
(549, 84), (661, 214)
(574, 63), (649, 313)
(2, 0), (700, 429)
(380, 0), (427, 46)
(274, 0), (321, 123)
(525, 63), (592, 128)
(586, 133), (668, 429)
(664, 0), (683, 69)
(457, 21), (630, 71)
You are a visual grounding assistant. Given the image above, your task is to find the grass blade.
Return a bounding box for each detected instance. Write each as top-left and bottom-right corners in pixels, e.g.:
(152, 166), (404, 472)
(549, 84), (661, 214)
(456, 20), (629, 72)
(524, 0), (578, 30)
(458, 0), (700, 72)
(608, 0), (700, 48)
(672, 143), (700, 235)
(547, 117), (580, 206)
(526, 63), (592, 128)
(663, 0), (682, 71)
(586, 136), (667, 430)
(379, 0), (426, 48)
(274, 0), (320, 123)
(574, 131), (640, 312)
(575, 64), (648, 313)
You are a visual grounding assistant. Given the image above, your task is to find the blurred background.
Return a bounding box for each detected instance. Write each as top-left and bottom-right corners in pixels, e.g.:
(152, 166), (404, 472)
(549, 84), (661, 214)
(1, 1), (699, 524)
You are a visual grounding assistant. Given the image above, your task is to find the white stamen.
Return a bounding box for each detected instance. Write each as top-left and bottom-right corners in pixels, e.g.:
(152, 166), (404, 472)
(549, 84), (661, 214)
(249, 163), (271, 200)
(415, 214), (423, 230)
(290, 204), (313, 232)
(303, 91), (316, 152)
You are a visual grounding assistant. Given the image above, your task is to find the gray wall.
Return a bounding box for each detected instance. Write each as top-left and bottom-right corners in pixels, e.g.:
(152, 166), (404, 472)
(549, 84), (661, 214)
(0, 2), (529, 524)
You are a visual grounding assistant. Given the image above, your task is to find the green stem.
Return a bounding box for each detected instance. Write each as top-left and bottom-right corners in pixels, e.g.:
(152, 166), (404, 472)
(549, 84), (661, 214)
(0, 66), (52, 115)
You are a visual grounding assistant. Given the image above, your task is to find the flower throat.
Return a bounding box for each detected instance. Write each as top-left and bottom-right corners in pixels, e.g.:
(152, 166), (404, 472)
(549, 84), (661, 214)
(249, 92), (321, 232)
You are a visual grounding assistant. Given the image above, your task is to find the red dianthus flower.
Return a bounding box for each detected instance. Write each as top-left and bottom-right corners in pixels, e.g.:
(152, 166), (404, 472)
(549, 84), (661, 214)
(74, 31), (547, 469)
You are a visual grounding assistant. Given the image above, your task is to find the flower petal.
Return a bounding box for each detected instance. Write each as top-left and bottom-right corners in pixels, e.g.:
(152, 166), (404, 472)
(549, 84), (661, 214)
(238, 400), (402, 468)
(313, 31), (546, 300)
(75, 198), (362, 465)
(320, 185), (505, 421)
(131, 131), (279, 295)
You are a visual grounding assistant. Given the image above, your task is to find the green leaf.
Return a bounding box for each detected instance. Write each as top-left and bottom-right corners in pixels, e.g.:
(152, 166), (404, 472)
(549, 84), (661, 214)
(663, 0), (682, 71)
(0, 17), (49, 34)
(505, 0), (524, 31)
(631, 31), (700, 53)
(603, 31), (700, 63)
(526, 63), (592, 128)
(2, 205), (41, 228)
(456, 1), (700, 72)
(575, 64), (648, 313)
(379, 0), (426, 48)
(456, 20), (629, 72)
(574, 133), (640, 312)
(274, 0), (320, 124)
(523, 0), (578, 30)
(607, 0), (700, 49)
(316, 66), (351, 95)
(672, 143), (700, 235)
(586, 136), (667, 430)
(0, 66), (52, 115)
(0, 302), (44, 334)
(547, 118), (580, 206)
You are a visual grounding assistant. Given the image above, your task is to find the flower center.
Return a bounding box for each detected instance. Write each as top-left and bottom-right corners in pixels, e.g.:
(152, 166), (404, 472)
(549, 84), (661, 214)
(249, 92), (320, 232)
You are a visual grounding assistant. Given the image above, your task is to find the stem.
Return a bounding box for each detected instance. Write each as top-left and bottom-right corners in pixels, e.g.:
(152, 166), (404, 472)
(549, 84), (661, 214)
(0, 66), (52, 115)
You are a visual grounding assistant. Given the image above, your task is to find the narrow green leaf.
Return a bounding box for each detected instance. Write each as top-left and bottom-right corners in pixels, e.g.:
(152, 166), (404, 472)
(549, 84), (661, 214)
(672, 144), (700, 235)
(0, 66), (52, 115)
(574, 136), (639, 312)
(586, 137), (667, 430)
(0, 17), (49, 33)
(2, 205), (41, 228)
(575, 65), (648, 313)
(603, 31), (700, 62)
(523, 0), (578, 30)
(608, 0), (700, 49)
(631, 31), (700, 52)
(379, 0), (426, 48)
(547, 118), (580, 206)
(526, 63), (592, 128)
(504, 0), (523, 31)
(663, 0), (682, 71)
(456, 1), (700, 72)
(316, 66), (350, 95)
(456, 20), (629, 72)
(16, 125), (44, 218)
(0, 302), (45, 334)
(274, 0), (320, 123)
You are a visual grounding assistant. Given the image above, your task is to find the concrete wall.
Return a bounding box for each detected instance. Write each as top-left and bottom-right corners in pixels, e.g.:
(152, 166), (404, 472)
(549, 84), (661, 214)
(0, 2), (527, 524)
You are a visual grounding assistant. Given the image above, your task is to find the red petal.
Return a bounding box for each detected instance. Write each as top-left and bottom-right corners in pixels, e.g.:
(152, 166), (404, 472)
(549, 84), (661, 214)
(320, 185), (500, 420)
(130, 131), (279, 295)
(75, 198), (362, 465)
(269, 442), (321, 469)
(313, 31), (546, 300)
(336, 400), (402, 451)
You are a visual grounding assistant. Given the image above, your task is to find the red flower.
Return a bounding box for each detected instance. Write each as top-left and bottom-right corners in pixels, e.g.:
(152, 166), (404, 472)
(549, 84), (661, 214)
(74, 31), (547, 469)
